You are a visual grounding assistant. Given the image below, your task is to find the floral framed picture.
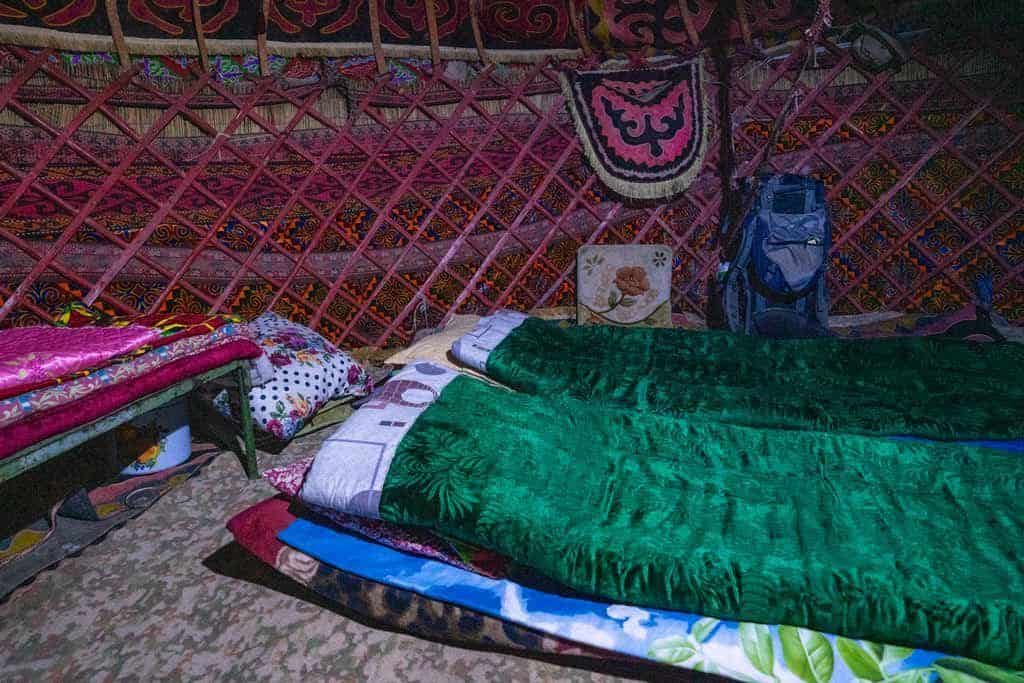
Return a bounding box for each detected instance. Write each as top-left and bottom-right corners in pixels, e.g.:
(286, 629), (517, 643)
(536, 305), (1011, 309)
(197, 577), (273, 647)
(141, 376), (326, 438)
(576, 245), (672, 327)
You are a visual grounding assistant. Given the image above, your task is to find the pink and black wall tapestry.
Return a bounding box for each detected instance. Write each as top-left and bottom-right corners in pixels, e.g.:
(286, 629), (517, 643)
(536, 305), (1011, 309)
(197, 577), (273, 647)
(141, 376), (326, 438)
(560, 57), (710, 200)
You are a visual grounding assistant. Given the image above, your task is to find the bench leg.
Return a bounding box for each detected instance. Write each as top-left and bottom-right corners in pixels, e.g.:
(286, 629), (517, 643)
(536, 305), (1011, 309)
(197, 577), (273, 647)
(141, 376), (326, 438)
(236, 363), (258, 479)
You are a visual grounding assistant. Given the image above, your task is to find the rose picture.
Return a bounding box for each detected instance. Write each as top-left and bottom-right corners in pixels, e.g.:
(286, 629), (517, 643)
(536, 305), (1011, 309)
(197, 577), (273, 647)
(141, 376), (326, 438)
(577, 246), (671, 328)
(593, 265), (654, 314)
(614, 266), (650, 296)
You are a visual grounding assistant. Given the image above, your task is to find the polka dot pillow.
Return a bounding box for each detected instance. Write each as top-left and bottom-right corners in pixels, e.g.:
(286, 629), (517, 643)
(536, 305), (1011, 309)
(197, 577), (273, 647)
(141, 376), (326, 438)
(215, 312), (373, 441)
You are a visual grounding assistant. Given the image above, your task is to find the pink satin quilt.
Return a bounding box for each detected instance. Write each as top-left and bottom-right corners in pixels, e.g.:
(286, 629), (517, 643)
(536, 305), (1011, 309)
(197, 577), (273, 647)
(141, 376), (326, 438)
(0, 325), (161, 400)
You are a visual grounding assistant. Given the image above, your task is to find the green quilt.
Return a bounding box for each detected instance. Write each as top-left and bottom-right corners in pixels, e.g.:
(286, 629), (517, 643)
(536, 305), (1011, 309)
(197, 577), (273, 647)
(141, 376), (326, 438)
(486, 318), (1024, 440)
(379, 375), (1024, 669)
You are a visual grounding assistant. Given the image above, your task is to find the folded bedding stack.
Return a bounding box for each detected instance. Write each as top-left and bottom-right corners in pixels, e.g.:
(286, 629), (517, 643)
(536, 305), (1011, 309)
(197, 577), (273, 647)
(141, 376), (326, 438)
(229, 310), (1024, 681)
(0, 308), (264, 461)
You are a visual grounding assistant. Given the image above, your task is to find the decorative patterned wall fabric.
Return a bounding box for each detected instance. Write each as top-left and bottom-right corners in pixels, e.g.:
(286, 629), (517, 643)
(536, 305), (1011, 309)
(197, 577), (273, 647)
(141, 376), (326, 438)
(0, 1), (813, 57)
(586, 0), (807, 52)
(0, 38), (1022, 348)
(0, 0), (580, 54)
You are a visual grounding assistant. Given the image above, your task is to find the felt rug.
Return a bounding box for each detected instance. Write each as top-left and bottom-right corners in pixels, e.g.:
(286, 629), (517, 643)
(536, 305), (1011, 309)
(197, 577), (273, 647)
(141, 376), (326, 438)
(0, 429), (644, 682)
(0, 450), (217, 601)
(560, 56), (710, 200)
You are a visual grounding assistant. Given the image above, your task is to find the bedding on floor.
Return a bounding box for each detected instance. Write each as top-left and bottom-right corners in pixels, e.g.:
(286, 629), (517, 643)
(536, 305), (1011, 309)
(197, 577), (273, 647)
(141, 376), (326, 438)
(275, 501), (1023, 683)
(297, 361), (1024, 668)
(452, 311), (1024, 441)
(0, 339), (262, 460)
(263, 457), (507, 578)
(227, 496), (609, 664)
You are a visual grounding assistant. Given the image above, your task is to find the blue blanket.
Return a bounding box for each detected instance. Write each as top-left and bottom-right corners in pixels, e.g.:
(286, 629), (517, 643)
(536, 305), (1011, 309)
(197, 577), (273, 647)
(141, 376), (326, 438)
(280, 516), (1016, 683)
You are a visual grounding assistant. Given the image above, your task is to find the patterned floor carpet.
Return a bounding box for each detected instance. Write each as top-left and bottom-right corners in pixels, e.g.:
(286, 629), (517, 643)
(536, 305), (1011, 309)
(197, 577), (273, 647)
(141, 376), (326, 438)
(0, 430), (663, 682)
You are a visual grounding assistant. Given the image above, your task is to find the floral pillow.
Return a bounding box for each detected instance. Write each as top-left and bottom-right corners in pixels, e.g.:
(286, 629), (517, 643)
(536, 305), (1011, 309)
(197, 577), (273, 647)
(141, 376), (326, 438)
(214, 313), (373, 441)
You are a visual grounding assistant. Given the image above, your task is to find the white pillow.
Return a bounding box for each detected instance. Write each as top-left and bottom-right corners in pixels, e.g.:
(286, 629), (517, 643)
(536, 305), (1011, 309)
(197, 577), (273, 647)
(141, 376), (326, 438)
(215, 312), (373, 441)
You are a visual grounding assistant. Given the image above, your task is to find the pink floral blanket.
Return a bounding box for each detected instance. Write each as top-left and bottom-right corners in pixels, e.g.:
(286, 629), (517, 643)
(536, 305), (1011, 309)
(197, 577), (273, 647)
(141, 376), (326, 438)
(0, 325), (161, 401)
(0, 322), (250, 430)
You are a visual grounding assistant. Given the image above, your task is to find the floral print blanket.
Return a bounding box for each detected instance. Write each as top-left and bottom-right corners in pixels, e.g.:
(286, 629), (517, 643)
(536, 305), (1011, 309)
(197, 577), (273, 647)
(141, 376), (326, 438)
(279, 513), (1019, 683)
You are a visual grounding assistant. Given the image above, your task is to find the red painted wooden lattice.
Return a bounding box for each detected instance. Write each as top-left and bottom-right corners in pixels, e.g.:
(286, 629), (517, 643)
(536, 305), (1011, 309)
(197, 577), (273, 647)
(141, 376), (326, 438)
(0, 41), (1021, 348)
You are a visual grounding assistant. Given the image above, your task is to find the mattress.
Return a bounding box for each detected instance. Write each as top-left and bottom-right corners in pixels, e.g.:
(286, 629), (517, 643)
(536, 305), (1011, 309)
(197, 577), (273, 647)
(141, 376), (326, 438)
(284, 516), (1021, 681)
(226, 496), (617, 664)
(228, 494), (1010, 683)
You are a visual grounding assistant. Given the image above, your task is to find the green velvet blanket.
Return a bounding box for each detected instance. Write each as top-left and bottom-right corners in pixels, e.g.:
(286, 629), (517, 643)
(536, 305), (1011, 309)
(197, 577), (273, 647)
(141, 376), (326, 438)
(379, 375), (1024, 668)
(486, 318), (1024, 440)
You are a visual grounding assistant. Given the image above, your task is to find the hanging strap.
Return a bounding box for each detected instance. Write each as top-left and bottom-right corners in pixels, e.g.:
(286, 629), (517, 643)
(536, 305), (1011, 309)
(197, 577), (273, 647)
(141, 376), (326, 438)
(678, 0), (701, 47)
(569, 0), (593, 58)
(719, 0), (832, 253)
(755, 0), (832, 175)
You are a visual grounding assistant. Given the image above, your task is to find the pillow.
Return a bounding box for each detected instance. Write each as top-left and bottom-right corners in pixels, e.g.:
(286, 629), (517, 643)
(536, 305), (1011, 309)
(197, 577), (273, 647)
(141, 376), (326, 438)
(385, 314), (489, 379)
(385, 309), (579, 370)
(830, 307), (1020, 342)
(215, 313), (373, 441)
(385, 312), (575, 387)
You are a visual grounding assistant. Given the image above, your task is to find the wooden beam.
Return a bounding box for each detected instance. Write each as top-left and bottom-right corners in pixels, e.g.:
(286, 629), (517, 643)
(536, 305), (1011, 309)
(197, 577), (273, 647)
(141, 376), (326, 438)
(368, 0), (387, 75)
(424, 0), (442, 67)
(469, 0), (491, 65)
(104, 0), (130, 69)
(191, 0), (211, 73)
(257, 0), (270, 77)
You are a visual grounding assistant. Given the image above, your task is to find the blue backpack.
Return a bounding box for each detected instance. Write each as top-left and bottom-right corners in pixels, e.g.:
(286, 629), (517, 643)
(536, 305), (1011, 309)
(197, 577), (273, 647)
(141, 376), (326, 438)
(721, 174), (831, 337)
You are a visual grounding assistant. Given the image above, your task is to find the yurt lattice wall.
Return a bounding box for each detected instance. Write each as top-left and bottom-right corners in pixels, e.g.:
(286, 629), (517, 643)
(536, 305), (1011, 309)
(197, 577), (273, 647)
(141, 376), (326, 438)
(0, 3), (1022, 348)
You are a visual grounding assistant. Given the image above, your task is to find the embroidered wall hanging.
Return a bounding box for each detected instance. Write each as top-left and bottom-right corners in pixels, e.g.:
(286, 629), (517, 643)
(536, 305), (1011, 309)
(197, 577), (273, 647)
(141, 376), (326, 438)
(560, 56), (710, 200)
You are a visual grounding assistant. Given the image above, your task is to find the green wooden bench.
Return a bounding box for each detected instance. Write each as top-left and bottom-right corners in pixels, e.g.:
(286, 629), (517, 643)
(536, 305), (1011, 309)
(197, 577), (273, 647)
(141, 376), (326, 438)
(0, 359), (258, 485)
